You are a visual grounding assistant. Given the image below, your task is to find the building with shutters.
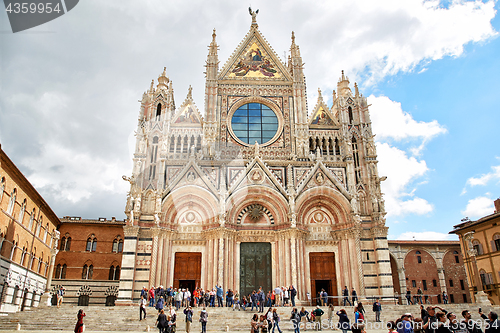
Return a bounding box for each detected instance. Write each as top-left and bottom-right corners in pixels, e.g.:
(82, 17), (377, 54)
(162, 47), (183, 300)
(450, 198), (500, 305)
(117, 11), (393, 305)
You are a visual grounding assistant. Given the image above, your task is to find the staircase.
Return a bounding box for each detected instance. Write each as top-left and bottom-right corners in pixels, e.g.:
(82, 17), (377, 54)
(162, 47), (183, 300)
(0, 303), (497, 331)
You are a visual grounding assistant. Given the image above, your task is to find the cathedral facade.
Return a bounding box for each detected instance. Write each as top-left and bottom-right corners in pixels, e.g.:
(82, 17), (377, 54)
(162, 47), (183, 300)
(118, 14), (393, 305)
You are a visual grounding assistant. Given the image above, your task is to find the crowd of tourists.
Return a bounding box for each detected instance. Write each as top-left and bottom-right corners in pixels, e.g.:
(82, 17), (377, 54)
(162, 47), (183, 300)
(140, 284), (299, 311)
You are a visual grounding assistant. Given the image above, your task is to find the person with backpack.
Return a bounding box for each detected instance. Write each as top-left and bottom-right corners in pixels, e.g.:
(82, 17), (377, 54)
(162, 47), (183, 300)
(199, 307), (208, 333)
(183, 306), (193, 333)
(312, 305), (325, 331)
(354, 306), (364, 327)
(290, 308), (301, 333)
(272, 308), (283, 333)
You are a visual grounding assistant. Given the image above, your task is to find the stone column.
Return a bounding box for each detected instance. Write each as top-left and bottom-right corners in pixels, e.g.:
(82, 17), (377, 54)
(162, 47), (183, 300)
(352, 227), (365, 297)
(291, 235), (297, 289)
(149, 227), (161, 287)
(235, 241), (241, 293)
(218, 237), (224, 287)
(372, 227), (393, 300)
(40, 248), (58, 307)
(156, 231), (164, 286)
(117, 225), (140, 305)
(398, 268), (408, 304)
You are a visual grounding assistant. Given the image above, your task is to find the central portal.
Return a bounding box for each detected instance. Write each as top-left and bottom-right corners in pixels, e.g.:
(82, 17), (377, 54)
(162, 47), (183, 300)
(240, 242), (272, 297)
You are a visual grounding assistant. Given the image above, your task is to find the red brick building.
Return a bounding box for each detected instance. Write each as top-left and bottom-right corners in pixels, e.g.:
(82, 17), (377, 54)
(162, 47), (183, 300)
(389, 240), (471, 304)
(52, 217), (125, 306)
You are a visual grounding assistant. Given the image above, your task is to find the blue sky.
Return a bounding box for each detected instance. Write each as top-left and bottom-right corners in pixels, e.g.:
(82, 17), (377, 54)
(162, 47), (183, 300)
(0, 0), (499, 240)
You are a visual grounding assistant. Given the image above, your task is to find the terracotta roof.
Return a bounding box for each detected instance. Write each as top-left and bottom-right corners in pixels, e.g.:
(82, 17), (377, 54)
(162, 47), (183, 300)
(450, 211), (500, 234)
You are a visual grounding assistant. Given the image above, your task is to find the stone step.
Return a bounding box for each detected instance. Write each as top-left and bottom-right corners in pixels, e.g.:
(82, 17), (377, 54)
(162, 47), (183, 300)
(0, 303), (497, 331)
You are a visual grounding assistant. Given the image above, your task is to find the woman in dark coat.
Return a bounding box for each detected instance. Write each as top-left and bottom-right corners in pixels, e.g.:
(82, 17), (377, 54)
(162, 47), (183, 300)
(155, 309), (167, 333)
(74, 309), (86, 333)
(336, 309), (350, 333)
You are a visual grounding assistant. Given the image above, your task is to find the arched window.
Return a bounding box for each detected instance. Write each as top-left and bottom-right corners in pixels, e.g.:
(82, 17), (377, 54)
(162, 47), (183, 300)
(108, 265), (120, 280)
(28, 208), (35, 231)
(82, 265), (88, 279)
(112, 237), (123, 253)
(493, 234), (500, 252)
(86, 236), (97, 252)
(156, 103), (162, 118)
(60, 237), (66, 251)
(415, 251), (421, 254)
(7, 188), (16, 215)
(18, 199), (26, 224)
(35, 216), (42, 237)
(352, 136), (361, 184)
(55, 264), (61, 278)
(169, 135), (175, 153)
(348, 106), (353, 124)
(0, 177), (5, 203)
(472, 240), (484, 255)
(61, 264), (67, 279)
(82, 264), (93, 280)
(43, 223), (49, 243)
(65, 237), (71, 251)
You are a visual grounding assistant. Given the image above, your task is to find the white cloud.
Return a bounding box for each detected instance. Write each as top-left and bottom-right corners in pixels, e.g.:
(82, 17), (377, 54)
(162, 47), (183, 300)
(396, 231), (456, 241)
(461, 196), (495, 218)
(369, 95), (447, 142)
(466, 164), (500, 187)
(377, 143), (434, 217)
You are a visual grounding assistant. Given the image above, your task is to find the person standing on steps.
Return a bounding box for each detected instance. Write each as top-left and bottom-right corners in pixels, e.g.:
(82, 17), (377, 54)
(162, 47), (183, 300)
(199, 307), (208, 333)
(351, 288), (357, 305)
(155, 309), (167, 333)
(140, 295), (147, 321)
(183, 306), (193, 333)
(372, 298), (381, 322)
(290, 285), (297, 307)
(272, 307), (283, 333)
(342, 286), (351, 306)
(312, 305), (325, 331)
(57, 286), (65, 308)
(74, 309), (86, 333)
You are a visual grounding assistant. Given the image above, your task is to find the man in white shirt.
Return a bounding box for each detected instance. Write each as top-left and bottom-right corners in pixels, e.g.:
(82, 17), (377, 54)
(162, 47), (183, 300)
(274, 286), (282, 307)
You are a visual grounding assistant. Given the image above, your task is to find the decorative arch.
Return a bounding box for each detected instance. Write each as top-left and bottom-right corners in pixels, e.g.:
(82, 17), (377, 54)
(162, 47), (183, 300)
(162, 186), (219, 225)
(227, 185), (288, 226)
(142, 190), (156, 214)
(296, 186), (351, 226)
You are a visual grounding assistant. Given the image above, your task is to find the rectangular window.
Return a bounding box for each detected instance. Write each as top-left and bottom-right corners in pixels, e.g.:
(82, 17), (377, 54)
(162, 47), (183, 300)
(449, 279), (454, 287)
(463, 294), (467, 303)
(412, 280), (416, 288)
(423, 280), (427, 290)
(417, 256), (422, 263)
(433, 279), (437, 287)
(460, 280), (465, 290)
(450, 294), (455, 303)
(455, 256), (460, 263)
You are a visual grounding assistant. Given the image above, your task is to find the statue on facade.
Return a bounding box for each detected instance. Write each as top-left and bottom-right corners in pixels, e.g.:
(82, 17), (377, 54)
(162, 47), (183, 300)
(248, 7), (259, 24)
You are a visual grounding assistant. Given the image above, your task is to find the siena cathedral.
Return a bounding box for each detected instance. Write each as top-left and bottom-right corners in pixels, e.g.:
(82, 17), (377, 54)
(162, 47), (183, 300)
(117, 12), (393, 305)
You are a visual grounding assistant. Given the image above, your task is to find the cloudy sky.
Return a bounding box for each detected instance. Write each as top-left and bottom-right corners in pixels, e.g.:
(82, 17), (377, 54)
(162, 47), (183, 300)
(1, 0), (499, 240)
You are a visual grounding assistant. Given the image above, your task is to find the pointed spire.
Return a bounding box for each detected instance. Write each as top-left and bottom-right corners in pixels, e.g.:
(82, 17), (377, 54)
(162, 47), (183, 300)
(149, 79), (155, 93)
(317, 88), (323, 102)
(332, 89), (337, 102)
(158, 67), (169, 90)
(187, 85), (193, 100)
(355, 82), (359, 97)
(291, 31), (296, 47)
(338, 70), (351, 97)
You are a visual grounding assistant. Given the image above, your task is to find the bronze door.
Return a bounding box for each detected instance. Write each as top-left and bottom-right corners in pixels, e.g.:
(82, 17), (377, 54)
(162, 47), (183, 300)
(240, 242), (272, 297)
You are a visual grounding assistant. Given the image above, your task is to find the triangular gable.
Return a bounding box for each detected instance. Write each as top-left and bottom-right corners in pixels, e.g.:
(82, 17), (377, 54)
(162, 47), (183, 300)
(296, 160), (351, 201)
(171, 86), (203, 127)
(219, 27), (292, 81)
(163, 159), (218, 198)
(227, 156), (287, 198)
(309, 89), (339, 128)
